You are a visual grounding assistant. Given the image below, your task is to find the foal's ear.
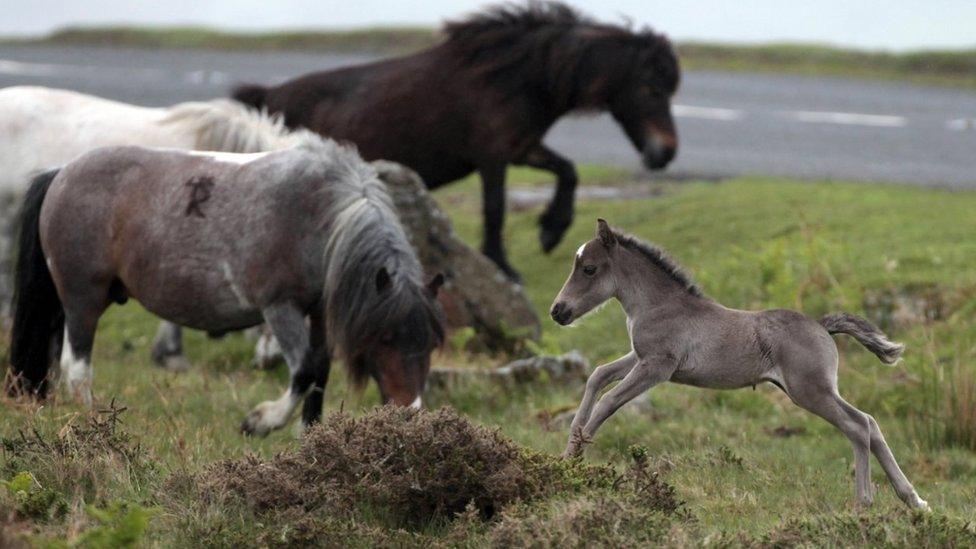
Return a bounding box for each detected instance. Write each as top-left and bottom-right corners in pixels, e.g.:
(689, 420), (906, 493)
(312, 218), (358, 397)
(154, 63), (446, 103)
(427, 273), (445, 297)
(376, 267), (392, 292)
(596, 218), (616, 248)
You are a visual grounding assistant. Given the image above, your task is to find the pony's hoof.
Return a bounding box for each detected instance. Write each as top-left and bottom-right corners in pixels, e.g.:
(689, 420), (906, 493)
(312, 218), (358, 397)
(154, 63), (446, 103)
(539, 221), (570, 253)
(162, 356), (191, 372)
(240, 408), (274, 437)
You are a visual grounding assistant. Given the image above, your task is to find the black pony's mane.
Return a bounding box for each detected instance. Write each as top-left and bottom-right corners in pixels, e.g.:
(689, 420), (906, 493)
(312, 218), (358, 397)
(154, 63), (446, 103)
(613, 230), (703, 297)
(442, 1), (679, 111)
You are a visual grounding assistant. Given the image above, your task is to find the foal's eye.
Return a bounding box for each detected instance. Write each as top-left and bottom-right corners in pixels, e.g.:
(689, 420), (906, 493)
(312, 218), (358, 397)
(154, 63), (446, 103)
(582, 265), (597, 276)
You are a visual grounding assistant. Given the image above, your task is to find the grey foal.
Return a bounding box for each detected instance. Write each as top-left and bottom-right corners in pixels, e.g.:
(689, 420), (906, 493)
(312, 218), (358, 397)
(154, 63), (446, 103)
(551, 219), (928, 510)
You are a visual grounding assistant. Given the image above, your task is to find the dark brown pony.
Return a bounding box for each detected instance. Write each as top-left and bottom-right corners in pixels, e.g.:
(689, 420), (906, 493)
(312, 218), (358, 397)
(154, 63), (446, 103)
(233, 1), (680, 280)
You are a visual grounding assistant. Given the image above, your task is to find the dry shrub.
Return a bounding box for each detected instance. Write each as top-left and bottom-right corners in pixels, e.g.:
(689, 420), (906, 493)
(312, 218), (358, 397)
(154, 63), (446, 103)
(485, 449), (684, 547)
(197, 406), (627, 529)
(0, 401), (154, 500)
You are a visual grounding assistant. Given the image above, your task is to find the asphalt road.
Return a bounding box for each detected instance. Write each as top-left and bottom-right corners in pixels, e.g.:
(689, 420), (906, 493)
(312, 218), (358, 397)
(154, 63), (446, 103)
(2, 44), (974, 187)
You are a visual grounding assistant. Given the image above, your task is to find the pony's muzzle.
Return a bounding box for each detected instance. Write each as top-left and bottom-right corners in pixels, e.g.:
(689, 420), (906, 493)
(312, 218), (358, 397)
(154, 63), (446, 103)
(550, 302), (573, 325)
(642, 131), (677, 170)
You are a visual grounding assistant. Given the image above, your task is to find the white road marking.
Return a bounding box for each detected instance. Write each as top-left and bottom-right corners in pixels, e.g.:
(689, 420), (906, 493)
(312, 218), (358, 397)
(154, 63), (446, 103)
(0, 58), (167, 79)
(673, 104), (743, 121)
(946, 118), (976, 131)
(784, 110), (907, 127)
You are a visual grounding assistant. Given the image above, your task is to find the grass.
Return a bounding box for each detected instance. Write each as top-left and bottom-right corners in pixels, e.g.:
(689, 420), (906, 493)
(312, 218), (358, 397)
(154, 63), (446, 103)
(2, 169), (976, 546)
(4, 26), (976, 89)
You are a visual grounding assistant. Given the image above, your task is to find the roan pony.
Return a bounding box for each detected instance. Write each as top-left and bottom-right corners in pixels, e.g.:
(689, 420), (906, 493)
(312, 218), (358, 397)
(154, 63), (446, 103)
(233, 1), (680, 281)
(0, 85), (317, 370)
(8, 136), (444, 436)
(550, 220), (929, 510)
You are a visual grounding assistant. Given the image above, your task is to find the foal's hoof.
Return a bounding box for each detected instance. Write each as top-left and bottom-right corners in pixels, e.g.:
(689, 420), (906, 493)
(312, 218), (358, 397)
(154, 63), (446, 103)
(910, 493), (931, 512)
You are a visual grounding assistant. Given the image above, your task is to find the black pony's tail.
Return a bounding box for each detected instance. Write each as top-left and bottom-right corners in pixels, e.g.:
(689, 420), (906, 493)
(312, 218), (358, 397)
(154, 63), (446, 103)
(232, 84), (268, 111)
(820, 312), (905, 365)
(8, 169), (64, 398)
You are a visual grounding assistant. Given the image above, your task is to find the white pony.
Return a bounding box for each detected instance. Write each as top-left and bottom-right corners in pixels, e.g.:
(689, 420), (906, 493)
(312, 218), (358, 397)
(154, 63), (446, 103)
(0, 86), (310, 367)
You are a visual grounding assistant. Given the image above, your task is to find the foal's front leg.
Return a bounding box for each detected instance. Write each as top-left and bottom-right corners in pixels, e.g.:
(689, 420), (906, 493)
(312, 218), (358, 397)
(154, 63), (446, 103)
(564, 352), (637, 457)
(241, 303), (311, 437)
(567, 358), (674, 458)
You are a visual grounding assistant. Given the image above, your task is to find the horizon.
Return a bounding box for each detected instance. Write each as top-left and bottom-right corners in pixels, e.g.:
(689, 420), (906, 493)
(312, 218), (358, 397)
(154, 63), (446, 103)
(4, 1), (976, 52)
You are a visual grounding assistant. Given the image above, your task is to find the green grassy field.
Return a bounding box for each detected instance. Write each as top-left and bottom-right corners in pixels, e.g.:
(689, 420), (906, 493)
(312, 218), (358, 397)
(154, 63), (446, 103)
(2, 170), (976, 546)
(5, 26), (976, 89)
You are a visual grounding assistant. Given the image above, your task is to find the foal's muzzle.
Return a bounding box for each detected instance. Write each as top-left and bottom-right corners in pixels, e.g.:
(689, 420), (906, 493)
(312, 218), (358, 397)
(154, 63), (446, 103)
(550, 302), (573, 325)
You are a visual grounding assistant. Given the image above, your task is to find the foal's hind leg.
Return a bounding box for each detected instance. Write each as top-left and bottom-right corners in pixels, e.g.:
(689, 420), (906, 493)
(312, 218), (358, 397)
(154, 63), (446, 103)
(782, 355), (927, 509)
(860, 404), (928, 509)
(241, 303), (311, 437)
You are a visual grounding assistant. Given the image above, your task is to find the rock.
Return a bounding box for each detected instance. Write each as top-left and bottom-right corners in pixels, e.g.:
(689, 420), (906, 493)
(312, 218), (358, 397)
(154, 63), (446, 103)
(427, 351), (588, 389)
(374, 161), (540, 350)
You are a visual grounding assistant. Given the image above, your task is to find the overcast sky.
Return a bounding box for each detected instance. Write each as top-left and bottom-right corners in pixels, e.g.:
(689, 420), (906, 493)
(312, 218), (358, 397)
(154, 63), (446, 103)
(5, 0), (975, 51)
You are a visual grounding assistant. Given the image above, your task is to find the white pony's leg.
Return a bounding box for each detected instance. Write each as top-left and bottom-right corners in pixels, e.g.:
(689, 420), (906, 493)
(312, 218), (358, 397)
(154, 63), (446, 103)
(151, 321), (191, 371)
(61, 327), (92, 408)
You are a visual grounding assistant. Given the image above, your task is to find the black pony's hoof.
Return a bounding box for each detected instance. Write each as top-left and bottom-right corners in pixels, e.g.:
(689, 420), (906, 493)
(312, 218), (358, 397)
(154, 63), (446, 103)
(501, 264), (524, 285)
(483, 250), (523, 284)
(539, 220), (571, 254)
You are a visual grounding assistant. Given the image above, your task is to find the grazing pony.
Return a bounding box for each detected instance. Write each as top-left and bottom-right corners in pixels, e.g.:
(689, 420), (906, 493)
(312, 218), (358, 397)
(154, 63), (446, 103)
(0, 85), (315, 370)
(8, 137), (444, 436)
(233, 1), (680, 280)
(550, 220), (929, 510)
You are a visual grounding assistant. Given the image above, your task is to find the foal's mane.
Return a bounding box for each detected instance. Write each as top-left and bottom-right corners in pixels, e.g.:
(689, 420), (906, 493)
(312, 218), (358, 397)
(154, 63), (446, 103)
(443, 1), (678, 111)
(613, 230), (703, 297)
(160, 99), (318, 153)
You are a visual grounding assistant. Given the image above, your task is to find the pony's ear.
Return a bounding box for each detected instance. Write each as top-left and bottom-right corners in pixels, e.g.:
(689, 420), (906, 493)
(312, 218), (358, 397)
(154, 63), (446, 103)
(427, 273), (445, 297)
(596, 218), (616, 248)
(376, 267), (392, 292)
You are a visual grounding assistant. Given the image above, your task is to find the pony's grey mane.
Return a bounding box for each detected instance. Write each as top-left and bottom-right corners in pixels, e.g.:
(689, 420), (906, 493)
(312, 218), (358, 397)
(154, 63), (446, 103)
(311, 140), (442, 377)
(613, 229), (703, 297)
(160, 99), (318, 153)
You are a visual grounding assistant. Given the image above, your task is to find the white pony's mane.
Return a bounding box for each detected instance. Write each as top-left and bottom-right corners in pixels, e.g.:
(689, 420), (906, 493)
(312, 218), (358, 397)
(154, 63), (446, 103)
(160, 99), (320, 153)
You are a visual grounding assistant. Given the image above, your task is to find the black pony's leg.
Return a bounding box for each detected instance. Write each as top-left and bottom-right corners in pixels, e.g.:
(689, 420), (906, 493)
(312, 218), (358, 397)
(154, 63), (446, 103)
(150, 321), (190, 371)
(515, 144), (578, 253)
(299, 309), (331, 431)
(241, 303), (310, 437)
(478, 164), (521, 282)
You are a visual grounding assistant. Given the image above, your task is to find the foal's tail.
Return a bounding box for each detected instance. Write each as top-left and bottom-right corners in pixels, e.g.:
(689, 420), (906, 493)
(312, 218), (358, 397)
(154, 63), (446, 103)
(232, 84), (268, 110)
(820, 313), (904, 365)
(8, 169), (64, 398)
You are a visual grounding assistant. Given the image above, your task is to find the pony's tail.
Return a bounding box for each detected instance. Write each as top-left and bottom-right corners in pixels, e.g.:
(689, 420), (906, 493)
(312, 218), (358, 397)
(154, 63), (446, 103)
(820, 312), (904, 365)
(232, 84), (268, 110)
(8, 169), (64, 398)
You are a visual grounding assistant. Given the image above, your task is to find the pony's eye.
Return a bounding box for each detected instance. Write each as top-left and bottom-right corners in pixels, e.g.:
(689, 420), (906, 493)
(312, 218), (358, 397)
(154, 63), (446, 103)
(582, 265), (597, 276)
